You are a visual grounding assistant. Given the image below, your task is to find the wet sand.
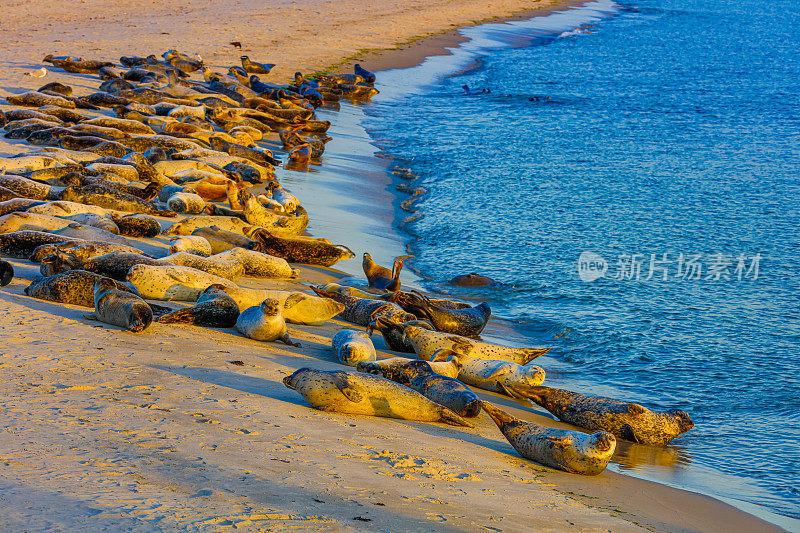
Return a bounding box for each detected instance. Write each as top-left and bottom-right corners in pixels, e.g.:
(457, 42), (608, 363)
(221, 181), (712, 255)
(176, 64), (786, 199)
(0, 1), (790, 531)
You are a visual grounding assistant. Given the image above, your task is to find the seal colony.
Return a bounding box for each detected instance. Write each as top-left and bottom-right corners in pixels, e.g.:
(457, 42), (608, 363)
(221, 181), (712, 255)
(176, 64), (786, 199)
(0, 45), (694, 498)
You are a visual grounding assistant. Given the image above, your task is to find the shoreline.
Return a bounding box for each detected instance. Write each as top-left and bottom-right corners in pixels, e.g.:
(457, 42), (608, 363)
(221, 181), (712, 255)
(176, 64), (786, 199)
(0, 1), (792, 532)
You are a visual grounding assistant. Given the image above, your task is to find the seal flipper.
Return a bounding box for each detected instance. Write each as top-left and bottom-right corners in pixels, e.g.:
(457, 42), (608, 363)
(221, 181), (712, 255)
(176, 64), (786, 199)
(156, 307), (197, 324)
(497, 381), (527, 400)
(332, 373), (363, 403)
(545, 435), (573, 449)
(82, 313), (98, 321)
(626, 403), (647, 415)
(620, 423), (640, 443)
(278, 332), (300, 348)
(438, 407), (474, 428)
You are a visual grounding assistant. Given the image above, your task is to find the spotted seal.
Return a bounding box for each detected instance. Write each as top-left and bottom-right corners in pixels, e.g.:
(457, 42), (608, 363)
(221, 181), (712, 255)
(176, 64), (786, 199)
(235, 298), (298, 345)
(402, 326), (551, 365)
(24, 270), (132, 307)
(0, 174), (53, 200)
(368, 317), (434, 353)
(168, 192), (206, 214)
(521, 386), (694, 446)
(127, 264), (235, 301)
(332, 329), (376, 366)
(84, 278), (153, 333)
(240, 56), (275, 74)
(0, 230), (83, 259)
(218, 286), (344, 326)
(169, 235), (212, 257)
(59, 184), (173, 217)
(30, 241), (144, 263)
(157, 284), (240, 327)
(42, 250), (168, 281)
(251, 229), (354, 267)
(432, 349), (546, 398)
(356, 354), (462, 382)
(362, 253), (403, 292)
(283, 368), (472, 427)
(161, 252), (244, 281)
(242, 196), (308, 235)
(0, 212), (73, 233)
(26, 200), (110, 217)
(212, 248), (298, 278)
(392, 359), (481, 418)
(310, 287), (414, 328)
(0, 260), (13, 286)
(110, 213), (162, 238)
(162, 215), (252, 236)
(393, 291), (491, 337)
(482, 401), (616, 476)
(49, 222), (132, 246)
(189, 226), (258, 254)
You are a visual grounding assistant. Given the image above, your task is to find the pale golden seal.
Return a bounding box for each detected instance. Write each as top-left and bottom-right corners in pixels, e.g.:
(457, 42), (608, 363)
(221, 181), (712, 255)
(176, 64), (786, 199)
(235, 298), (298, 346)
(332, 329), (376, 366)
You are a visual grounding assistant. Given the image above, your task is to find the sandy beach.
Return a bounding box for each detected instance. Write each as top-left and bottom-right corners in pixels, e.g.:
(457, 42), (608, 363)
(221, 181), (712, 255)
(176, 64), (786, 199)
(0, 0), (790, 531)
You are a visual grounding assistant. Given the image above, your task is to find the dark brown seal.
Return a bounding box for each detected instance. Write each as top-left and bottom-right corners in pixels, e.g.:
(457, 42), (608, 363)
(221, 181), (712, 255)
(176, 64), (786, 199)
(157, 284), (240, 327)
(251, 229), (354, 267)
(362, 252), (403, 292)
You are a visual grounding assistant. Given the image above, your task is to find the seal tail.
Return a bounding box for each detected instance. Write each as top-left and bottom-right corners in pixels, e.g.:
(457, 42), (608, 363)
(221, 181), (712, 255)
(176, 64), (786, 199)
(156, 307), (198, 324)
(520, 346), (553, 365)
(439, 407), (474, 428)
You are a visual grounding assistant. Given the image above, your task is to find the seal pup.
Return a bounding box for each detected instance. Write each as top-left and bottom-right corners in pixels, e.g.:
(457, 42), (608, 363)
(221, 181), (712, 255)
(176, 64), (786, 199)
(84, 278), (153, 332)
(482, 401), (616, 476)
(362, 252), (403, 291)
(432, 349), (546, 398)
(522, 386), (694, 446)
(395, 292), (491, 337)
(283, 368), (472, 427)
(395, 360), (481, 418)
(0, 260), (13, 286)
(402, 326), (551, 365)
(235, 298), (298, 346)
(126, 264), (235, 301)
(357, 355), (462, 382)
(157, 284), (239, 328)
(332, 329), (376, 366)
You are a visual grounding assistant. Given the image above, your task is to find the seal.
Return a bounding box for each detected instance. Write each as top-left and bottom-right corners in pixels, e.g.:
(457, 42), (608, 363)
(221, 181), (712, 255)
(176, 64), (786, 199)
(402, 325), (551, 365)
(126, 263), (236, 301)
(0, 230), (84, 259)
(169, 235), (212, 257)
(368, 317), (434, 353)
(84, 278), (153, 333)
(0, 174), (53, 200)
(111, 213), (162, 238)
(521, 386), (694, 446)
(449, 273), (498, 287)
(251, 229), (354, 267)
(332, 329), (376, 366)
(393, 360), (481, 418)
(42, 250), (167, 281)
(59, 184), (173, 217)
(24, 270), (134, 307)
(0, 212), (73, 233)
(431, 349), (545, 398)
(30, 241), (143, 263)
(163, 215), (252, 236)
(354, 64), (376, 83)
(240, 56), (275, 74)
(235, 298), (298, 346)
(362, 253), (403, 291)
(64, 213), (119, 234)
(212, 247), (299, 278)
(0, 259), (14, 286)
(283, 368), (472, 427)
(168, 192), (206, 214)
(311, 287), (415, 328)
(393, 292), (491, 337)
(49, 222), (132, 247)
(157, 283), (240, 328)
(481, 401), (616, 476)
(218, 286), (344, 326)
(26, 200), (110, 217)
(161, 252), (244, 281)
(190, 226), (259, 254)
(242, 196), (308, 235)
(356, 354), (462, 382)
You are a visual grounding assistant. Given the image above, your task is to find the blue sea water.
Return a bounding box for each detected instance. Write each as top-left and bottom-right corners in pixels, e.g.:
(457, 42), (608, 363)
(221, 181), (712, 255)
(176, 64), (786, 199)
(363, 0), (800, 525)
